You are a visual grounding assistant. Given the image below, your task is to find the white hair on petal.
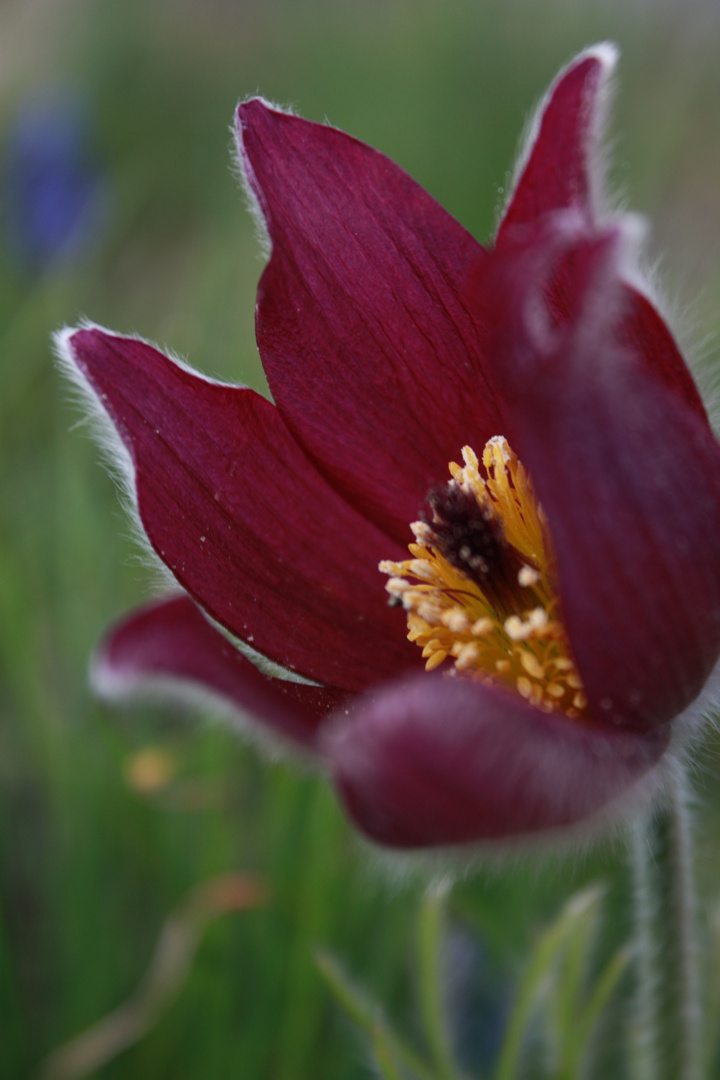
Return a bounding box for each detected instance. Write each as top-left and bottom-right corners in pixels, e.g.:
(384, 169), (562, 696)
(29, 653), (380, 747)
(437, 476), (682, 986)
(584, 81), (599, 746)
(624, 221), (720, 435)
(343, 238), (720, 882)
(323, 740), (665, 885)
(571, 52), (720, 429)
(348, 759), (668, 890)
(231, 94), (299, 262)
(91, 645), (319, 767)
(348, 649), (720, 885)
(53, 320), (163, 581)
(497, 42), (619, 236)
(55, 318), (316, 708)
(520, 208), (645, 358)
(323, 634), (720, 883)
(615, 234), (720, 434)
(53, 319), (246, 597)
(691, 328), (720, 436)
(670, 650), (720, 748)
(498, 43), (716, 431)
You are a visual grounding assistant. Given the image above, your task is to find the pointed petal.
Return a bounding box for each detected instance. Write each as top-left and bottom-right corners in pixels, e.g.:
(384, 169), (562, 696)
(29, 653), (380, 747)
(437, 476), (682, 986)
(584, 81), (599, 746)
(324, 676), (668, 848)
(495, 44), (705, 416)
(94, 596), (345, 749)
(478, 219), (720, 732)
(62, 327), (419, 692)
(497, 44), (617, 243)
(237, 98), (506, 542)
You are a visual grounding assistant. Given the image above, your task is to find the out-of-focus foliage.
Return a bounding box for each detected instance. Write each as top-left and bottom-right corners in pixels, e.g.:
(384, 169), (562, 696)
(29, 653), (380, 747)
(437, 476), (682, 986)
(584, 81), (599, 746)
(3, 2), (720, 1078)
(319, 883), (630, 1080)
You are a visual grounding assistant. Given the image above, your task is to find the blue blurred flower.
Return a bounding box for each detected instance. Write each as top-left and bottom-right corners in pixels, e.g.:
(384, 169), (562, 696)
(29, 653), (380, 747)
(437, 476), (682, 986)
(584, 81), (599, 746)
(3, 88), (105, 268)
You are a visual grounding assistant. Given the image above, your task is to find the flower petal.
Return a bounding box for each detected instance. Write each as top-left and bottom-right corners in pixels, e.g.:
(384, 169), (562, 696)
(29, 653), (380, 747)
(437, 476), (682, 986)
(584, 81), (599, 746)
(618, 286), (706, 418)
(94, 595), (346, 749)
(61, 327), (419, 692)
(324, 675), (669, 848)
(237, 98), (506, 542)
(539, 247), (706, 419)
(478, 220), (720, 732)
(496, 44), (616, 242)
(496, 43), (705, 417)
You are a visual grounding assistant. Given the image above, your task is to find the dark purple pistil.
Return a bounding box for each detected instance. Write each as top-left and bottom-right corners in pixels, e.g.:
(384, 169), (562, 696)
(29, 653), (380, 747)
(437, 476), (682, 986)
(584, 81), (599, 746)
(423, 483), (529, 615)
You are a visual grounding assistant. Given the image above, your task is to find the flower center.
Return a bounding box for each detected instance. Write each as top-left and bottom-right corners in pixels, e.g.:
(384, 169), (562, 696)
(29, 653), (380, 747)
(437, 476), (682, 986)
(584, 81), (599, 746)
(380, 438), (587, 718)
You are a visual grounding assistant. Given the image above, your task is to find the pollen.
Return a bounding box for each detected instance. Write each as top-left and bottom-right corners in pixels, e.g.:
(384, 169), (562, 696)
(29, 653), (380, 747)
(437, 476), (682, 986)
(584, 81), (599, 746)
(379, 438), (588, 719)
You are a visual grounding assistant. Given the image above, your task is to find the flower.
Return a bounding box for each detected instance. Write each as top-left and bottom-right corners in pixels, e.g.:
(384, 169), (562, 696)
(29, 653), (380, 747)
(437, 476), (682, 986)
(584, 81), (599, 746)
(57, 45), (720, 849)
(4, 88), (105, 268)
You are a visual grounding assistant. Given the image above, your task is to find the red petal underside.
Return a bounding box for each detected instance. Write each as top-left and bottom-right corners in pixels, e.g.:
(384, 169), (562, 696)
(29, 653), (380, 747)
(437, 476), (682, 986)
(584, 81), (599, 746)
(95, 596), (346, 749)
(496, 46), (705, 418)
(237, 99), (507, 544)
(618, 286), (706, 419)
(481, 225), (720, 732)
(496, 47), (612, 243)
(545, 250), (707, 421)
(325, 676), (668, 848)
(67, 328), (419, 693)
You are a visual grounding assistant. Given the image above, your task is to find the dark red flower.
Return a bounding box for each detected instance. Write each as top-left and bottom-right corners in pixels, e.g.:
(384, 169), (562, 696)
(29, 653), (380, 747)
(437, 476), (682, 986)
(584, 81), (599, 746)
(58, 45), (720, 848)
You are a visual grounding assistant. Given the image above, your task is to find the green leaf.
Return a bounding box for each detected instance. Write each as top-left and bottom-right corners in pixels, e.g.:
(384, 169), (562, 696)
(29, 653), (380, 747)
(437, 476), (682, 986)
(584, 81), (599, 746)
(315, 950), (436, 1080)
(493, 884), (604, 1080)
(37, 875), (267, 1080)
(558, 945), (631, 1079)
(417, 882), (461, 1080)
(371, 1024), (408, 1080)
(551, 897), (601, 1055)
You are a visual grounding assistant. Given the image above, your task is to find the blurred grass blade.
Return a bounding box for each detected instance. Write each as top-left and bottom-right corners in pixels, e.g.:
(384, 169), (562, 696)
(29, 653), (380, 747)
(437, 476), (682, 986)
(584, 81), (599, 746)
(417, 881), (460, 1080)
(704, 906), (720, 1069)
(315, 950), (436, 1080)
(558, 945), (631, 1079)
(493, 884), (604, 1080)
(551, 893), (601, 1054)
(371, 1023), (407, 1080)
(37, 874), (266, 1080)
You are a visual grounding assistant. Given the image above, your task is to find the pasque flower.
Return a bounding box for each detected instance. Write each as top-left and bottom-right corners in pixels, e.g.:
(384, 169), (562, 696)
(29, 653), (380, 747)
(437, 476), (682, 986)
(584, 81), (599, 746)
(58, 45), (720, 848)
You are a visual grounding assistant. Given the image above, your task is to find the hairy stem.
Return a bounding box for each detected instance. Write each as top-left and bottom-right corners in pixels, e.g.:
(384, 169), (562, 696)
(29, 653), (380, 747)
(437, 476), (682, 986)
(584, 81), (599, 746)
(631, 758), (703, 1080)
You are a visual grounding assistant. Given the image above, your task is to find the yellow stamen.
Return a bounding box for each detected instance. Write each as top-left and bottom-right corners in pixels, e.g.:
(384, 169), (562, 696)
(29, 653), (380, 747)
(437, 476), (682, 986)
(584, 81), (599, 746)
(381, 436), (587, 719)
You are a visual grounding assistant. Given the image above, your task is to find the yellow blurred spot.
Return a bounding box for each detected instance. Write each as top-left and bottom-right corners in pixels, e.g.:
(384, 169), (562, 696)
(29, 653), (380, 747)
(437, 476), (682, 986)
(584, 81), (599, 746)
(124, 748), (176, 794)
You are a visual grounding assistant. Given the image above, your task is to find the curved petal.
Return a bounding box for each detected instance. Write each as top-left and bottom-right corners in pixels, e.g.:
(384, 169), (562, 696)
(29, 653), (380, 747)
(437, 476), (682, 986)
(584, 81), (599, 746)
(477, 220), (720, 732)
(543, 251), (706, 419)
(618, 285), (706, 419)
(324, 675), (669, 848)
(496, 44), (705, 417)
(94, 595), (347, 749)
(496, 44), (616, 243)
(237, 98), (507, 542)
(61, 327), (419, 692)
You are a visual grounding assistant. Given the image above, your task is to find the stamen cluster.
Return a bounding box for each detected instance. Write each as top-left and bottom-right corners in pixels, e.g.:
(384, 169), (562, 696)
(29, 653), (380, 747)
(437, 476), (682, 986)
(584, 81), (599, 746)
(380, 438), (588, 718)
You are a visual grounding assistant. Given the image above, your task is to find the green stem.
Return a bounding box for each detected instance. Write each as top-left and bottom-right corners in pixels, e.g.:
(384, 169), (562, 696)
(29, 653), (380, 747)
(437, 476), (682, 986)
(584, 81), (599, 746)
(631, 758), (703, 1080)
(630, 823), (656, 1080)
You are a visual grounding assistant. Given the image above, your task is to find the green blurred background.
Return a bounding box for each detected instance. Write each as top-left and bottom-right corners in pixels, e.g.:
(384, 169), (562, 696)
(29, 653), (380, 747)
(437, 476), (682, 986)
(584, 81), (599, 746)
(3, 1), (720, 1077)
